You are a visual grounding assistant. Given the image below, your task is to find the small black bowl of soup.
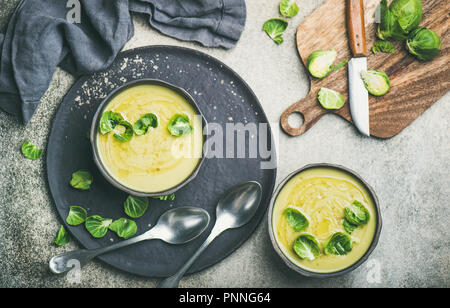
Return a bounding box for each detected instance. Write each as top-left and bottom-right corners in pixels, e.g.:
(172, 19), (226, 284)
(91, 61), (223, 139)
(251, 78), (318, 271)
(90, 79), (207, 197)
(268, 164), (382, 278)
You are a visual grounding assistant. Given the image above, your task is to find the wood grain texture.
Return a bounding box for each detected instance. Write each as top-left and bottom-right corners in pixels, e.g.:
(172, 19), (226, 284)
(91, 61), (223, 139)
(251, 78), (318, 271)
(281, 0), (450, 138)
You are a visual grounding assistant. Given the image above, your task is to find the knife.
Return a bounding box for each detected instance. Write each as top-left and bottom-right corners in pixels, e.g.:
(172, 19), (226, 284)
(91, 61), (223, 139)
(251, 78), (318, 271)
(347, 0), (370, 137)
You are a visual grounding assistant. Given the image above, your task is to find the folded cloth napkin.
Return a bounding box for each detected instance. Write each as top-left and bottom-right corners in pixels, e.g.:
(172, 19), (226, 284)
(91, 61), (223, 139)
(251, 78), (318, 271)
(0, 0), (246, 123)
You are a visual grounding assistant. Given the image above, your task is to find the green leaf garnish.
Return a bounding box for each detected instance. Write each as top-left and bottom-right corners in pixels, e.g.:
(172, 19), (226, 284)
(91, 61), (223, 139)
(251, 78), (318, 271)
(153, 193), (175, 201)
(99, 111), (123, 134)
(279, 0), (299, 18)
(134, 113), (158, 136)
(324, 232), (353, 255)
(263, 18), (288, 45)
(124, 195), (149, 218)
(66, 206), (88, 226)
(344, 200), (370, 226)
(109, 218), (138, 239)
(85, 215), (113, 238)
(113, 120), (134, 142)
(372, 40), (395, 54)
(293, 234), (320, 261)
(70, 170), (93, 190)
(21, 141), (43, 160)
(168, 114), (193, 137)
(283, 208), (309, 232)
(54, 225), (70, 246)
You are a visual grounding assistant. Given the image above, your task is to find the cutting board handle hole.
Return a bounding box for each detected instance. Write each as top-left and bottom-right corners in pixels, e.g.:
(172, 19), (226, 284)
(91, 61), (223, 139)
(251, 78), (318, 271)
(287, 112), (305, 129)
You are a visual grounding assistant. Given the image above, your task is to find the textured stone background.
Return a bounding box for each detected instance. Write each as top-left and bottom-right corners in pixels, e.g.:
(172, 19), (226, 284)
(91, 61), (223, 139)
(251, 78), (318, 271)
(0, 0), (448, 288)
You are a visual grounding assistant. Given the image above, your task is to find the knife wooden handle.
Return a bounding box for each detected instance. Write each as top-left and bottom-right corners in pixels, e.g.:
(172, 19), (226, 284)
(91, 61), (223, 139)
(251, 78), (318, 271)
(347, 0), (367, 57)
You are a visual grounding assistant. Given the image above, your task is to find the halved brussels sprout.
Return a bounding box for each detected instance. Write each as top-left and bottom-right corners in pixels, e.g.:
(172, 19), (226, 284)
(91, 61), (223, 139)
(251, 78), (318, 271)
(307, 49), (337, 79)
(361, 70), (391, 96)
(406, 27), (442, 61)
(317, 88), (346, 110)
(377, 0), (422, 40)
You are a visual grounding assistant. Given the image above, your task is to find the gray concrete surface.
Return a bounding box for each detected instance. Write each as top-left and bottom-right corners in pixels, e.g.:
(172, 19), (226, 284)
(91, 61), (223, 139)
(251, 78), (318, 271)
(0, 0), (448, 288)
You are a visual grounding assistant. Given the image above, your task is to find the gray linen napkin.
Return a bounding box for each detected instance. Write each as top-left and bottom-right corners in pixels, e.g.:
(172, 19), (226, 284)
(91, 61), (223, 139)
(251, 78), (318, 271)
(0, 0), (246, 123)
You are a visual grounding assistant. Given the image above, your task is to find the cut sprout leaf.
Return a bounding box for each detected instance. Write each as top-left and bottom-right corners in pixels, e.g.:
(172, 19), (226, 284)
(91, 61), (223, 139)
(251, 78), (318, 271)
(21, 141), (43, 160)
(168, 114), (193, 137)
(99, 111), (123, 134)
(372, 40), (395, 54)
(293, 234), (321, 261)
(263, 19), (288, 45)
(124, 195), (149, 218)
(324, 232), (353, 255)
(70, 170), (93, 190)
(85, 215), (113, 238)
(54, 225), (71, 246)
(134, 113), (158, 136)
(344, 201), (371, 226)
(113, 120), (134, 142)
(279, 0), (299, 18)
(109, 218), (138, 239)
(283, 208), (309, 232)
(66, 206), (87, 226)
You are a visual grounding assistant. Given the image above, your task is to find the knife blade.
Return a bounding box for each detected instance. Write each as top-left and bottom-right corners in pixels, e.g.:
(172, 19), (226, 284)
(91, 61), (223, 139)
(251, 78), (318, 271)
(347, 0), (370, 137)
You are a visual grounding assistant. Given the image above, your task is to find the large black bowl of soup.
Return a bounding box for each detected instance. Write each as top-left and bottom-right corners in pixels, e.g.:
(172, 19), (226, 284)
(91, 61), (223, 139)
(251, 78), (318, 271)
(268, 164), (382, 278)
(90, 79), (206, 197)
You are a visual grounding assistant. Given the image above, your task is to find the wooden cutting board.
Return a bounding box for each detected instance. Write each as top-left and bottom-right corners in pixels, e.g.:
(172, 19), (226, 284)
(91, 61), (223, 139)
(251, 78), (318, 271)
(280, 0), (449, 138)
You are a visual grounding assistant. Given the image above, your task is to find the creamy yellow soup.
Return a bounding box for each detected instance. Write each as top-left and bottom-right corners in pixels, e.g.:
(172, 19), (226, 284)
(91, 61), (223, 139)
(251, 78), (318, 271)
(96, 84), (203, 193)
(273, 167), (376, 273)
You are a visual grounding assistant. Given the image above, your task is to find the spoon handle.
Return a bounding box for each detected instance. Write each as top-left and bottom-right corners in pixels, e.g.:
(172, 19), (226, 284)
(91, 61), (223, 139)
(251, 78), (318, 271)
(49, 232), (154, 274)
(157, 225), (225, 288)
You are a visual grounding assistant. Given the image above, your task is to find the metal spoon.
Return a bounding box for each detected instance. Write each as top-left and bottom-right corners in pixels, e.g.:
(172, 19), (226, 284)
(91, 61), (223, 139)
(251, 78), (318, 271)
(49, 206), (210, 274)
(157, 181), (262, 288)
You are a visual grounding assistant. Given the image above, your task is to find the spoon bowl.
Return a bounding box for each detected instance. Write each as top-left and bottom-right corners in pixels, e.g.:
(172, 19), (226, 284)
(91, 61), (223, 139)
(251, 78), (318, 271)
(154, 206), (211, 244)
(215, 181), (262, 230)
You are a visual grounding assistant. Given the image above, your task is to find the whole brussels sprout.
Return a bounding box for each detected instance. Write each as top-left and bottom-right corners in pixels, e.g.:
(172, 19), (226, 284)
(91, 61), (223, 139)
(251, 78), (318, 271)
(377, 0), (422, 40)
(307, 49), (337, 79)
(406, 27), (442, 61)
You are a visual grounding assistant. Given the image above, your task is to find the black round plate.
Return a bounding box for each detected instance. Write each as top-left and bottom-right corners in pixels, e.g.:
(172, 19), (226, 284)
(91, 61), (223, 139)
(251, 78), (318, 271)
(47, 45), (277, 277)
